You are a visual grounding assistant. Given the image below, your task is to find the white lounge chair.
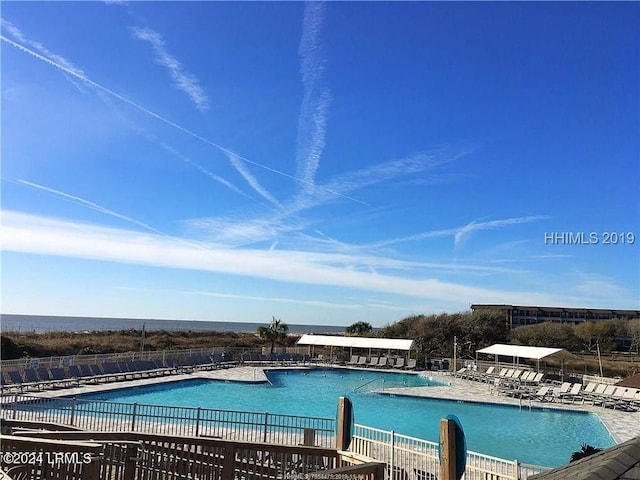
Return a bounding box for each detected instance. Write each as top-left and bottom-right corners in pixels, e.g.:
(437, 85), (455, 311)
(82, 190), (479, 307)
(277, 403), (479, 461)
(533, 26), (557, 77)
(404, 359), (417, 370)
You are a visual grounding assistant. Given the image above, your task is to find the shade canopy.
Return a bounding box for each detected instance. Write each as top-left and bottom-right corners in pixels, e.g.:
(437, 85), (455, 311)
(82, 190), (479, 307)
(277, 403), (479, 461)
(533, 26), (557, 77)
(476, 343), (565, 360)
(296, 334), (415, 351)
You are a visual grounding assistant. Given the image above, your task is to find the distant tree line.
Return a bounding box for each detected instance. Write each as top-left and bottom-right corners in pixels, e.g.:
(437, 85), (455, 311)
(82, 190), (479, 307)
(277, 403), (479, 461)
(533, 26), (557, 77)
(378, 309), (508, 366)
(509, 318), (640, 353)
(377, 311), (640, 367)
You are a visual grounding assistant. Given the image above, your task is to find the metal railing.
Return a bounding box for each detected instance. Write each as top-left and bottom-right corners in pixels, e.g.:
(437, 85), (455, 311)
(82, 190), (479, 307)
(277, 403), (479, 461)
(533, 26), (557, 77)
(0, 346), (313, 372)
(2, 394), (336, 448)
(349, 424), (548, 480)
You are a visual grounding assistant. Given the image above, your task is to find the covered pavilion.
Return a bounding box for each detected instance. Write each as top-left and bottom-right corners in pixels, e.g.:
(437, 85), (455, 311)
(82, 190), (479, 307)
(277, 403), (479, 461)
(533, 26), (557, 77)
(475, 343), (574, 372)
(296, 334), (415, 361)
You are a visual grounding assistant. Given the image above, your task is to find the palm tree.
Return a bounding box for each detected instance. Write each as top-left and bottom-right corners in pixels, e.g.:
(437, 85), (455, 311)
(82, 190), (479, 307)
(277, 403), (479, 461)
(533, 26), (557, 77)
(345, 321), (373, 336)
(257, 317), (289, 354)
(570, 443), (602, 462)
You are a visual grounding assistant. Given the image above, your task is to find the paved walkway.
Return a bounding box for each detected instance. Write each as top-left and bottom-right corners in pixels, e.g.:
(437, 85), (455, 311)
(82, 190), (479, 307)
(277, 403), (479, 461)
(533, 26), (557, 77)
(12, 365), (638, 444)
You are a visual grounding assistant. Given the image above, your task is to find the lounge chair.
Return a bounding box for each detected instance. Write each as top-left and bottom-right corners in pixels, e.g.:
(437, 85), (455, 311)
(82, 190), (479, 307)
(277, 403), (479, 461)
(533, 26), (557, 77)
(560, 383), (583, 403)
(394, 358), (405, 369)
(550, 382), (573, 402)
(5, 371), (28, 392)
(10, 370), (45, 392)
(48, 367), (79, 388)
(591, 385), (617, 407)
(347, 355), (359, 366)
(376, 357), (390, 368)
(367, 357), (379, 367)
(604, 387), (638, 411)
(357, 356), (368, 367)
(404, 359), (417, 370)
(529, 385), (553, 402)
(454, 367), (468, 378)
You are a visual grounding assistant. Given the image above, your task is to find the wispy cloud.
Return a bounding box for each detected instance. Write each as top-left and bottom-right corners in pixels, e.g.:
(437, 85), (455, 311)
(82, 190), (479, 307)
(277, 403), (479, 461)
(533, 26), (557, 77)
(15, 180), (166, 235)
(453, 216), (548, 248)
(1, 18), (86, 92)
(295, 1), (331, 191)
(2, 211), (565, 307)
(158, 142), (252, 200)
(130, 26), (209, 111)
(364, 215), (548, 249)
(1, 34), (364, 205)
(226, 152), (281, 207)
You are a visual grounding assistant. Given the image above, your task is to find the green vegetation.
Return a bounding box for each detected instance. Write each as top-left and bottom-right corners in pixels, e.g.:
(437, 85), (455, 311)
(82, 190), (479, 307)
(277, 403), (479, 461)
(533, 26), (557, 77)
(379, 309), (508, 364)
(0, 329), (297, 360)
(2, 312), (638, 378)
(345, 321), (373, 336)
(257, 317), (289, 354)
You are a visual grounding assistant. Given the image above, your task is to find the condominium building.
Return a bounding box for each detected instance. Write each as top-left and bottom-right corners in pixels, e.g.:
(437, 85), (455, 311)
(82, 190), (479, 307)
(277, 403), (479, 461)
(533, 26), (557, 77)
(470, 304), (640, 329)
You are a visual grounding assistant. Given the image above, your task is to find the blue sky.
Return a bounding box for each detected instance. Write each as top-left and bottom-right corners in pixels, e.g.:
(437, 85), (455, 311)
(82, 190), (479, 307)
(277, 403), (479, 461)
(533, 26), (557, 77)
(1, 1), (639, 327)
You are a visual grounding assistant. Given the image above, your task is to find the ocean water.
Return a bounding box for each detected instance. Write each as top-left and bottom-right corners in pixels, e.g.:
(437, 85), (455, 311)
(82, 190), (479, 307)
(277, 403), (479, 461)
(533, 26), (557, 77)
(0, 314), (348, 334)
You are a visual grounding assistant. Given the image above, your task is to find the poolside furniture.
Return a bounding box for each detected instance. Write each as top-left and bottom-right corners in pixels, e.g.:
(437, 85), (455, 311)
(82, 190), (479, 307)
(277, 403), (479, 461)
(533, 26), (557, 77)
(591, 385), (618, 407)
(376, 357), (391, 368)
(394, 358), (405, 369)
(347, 355), (359, 366)
(549, 382), (573, 402)
(367, 357), (379, 368)
(356, 356), (368, 367)
(558, 383), (583, 403)
(603, 387), (639, 411)
(6, 370), (42, 392)
(454, 367), (467, 378)
(49, 367), (80, 388)
(529, 385), (553, 402)
(404, 359), (416, 370)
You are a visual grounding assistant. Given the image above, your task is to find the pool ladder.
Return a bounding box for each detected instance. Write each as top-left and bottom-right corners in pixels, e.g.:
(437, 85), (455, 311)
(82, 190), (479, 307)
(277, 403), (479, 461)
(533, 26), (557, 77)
(353, 376), (385, 392)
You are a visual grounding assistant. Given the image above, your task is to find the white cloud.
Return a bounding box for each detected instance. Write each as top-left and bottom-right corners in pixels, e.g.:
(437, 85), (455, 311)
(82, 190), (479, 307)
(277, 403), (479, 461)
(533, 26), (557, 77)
(130, 26), (209, 111)
(1, 18), (86, 91)
(295, 1), (330, 191)
(2, 210), (566, 307)
(364, 215), (549, 249)
(226, 152), (281, 207)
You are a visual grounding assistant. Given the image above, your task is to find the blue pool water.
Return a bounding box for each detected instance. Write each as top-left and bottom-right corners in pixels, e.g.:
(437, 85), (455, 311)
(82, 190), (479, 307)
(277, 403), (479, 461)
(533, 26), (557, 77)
(78, 368), (614, 467)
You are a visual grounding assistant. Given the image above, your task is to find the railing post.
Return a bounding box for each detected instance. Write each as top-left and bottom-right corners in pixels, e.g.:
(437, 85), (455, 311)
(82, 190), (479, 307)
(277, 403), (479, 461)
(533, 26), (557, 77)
(123, 444), (138, 480)
(390, 430), (395, 480)
(12, 394), (18, 419)
(335, 397), (353, 451)
(195, 407), (201, 437)
(440, 418), (457, 480)
(70, 397), (76, 426)
(131, 403), (138, 431)
(221, 442), (236, 480)
(263, 412), (269, 443)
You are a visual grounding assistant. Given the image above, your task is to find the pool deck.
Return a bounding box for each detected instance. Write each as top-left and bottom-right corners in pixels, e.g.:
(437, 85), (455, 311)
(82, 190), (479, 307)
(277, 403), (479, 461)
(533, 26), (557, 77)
(7, 365), (638, 444)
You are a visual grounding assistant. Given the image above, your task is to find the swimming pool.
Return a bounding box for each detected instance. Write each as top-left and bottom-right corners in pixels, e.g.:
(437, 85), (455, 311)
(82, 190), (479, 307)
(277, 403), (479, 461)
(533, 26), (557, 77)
(77, 368), (614, 467)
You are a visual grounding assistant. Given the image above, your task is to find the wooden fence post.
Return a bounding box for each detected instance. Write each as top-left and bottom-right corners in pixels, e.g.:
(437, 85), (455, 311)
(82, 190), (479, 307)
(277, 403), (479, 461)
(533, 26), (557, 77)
(221, 442), (236, 480)
(336, 397), (353, 451)
(440, 418), (457, 480)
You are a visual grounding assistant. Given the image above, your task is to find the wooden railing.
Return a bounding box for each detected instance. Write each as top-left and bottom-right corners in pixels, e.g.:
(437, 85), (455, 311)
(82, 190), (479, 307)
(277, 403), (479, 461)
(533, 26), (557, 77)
(6, 430), (342, 480)
(0, 435), (102, 480)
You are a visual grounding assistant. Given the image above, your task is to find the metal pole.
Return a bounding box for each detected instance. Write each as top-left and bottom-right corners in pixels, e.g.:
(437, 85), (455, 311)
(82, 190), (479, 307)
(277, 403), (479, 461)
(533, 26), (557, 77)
(453, 336), (457, 373)
(597, 342), (603, 377)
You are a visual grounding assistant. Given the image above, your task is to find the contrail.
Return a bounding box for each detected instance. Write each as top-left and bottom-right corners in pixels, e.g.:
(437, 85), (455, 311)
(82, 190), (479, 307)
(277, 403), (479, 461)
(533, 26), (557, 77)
(1, 34), (366, 205)
(295, 1), (330, 191)
(17, 180), (165, 236)
(226, 151), (281, 206)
